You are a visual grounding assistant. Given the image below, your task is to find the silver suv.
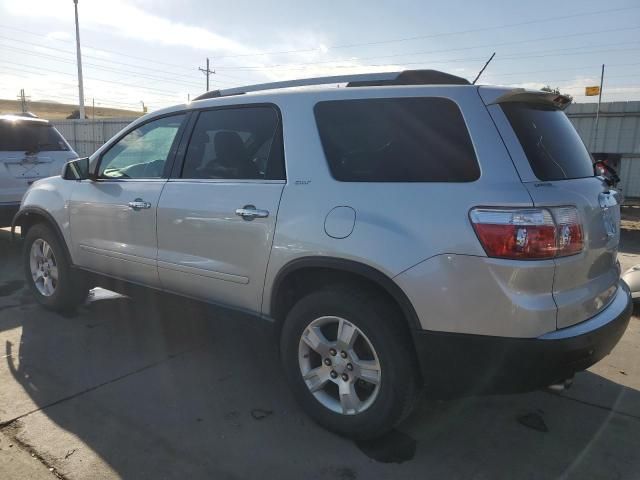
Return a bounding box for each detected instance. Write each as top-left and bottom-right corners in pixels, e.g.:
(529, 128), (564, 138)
(12, 70), (632, 439)
(0, 114), (77, 226)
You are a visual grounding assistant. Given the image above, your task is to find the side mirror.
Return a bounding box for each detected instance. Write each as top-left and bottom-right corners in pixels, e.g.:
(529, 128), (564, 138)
(63, 157), (93, 180)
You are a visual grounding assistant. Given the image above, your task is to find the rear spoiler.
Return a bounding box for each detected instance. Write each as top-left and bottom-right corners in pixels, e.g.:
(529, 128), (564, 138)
(488, 89), (572, 111)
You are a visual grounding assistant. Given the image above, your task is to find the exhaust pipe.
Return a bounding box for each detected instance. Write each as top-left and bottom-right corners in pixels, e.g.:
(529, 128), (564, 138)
(547, 377), (574, 392)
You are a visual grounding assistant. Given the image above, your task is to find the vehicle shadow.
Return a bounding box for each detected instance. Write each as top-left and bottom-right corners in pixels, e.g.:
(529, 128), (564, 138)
(3, 290), (639, 479)
(1, 230), (639, 479)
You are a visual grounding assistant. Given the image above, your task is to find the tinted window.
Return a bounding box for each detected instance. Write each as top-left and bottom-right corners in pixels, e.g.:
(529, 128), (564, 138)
(181, 107), (284, 180)
(502, 103), (594, 181)
(314, 98), (479, 182)
(98, 114), (185, 179)
(0, 120), (69, 152)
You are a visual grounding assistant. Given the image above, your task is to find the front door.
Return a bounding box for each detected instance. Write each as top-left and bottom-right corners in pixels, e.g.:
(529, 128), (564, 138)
(69, 113), (186, 286)
(157, 105), (285, 312)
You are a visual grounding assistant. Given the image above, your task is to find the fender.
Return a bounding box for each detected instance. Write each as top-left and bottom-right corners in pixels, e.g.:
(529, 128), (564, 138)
(11, 206), (74, 266)
(270, 256), (421, 330)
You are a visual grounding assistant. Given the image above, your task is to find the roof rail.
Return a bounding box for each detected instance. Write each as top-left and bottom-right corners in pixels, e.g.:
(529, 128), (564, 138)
(193, 69), (470, 101)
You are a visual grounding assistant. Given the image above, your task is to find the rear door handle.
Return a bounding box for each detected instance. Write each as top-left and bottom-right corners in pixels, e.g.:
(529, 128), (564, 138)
(235, 205), (269, 220)
(128, 199), (152, 210)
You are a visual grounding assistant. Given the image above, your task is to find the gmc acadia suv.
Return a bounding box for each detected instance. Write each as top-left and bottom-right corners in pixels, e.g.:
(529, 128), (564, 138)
(0, 114), (77, 226)
(12, 70), (632, 439)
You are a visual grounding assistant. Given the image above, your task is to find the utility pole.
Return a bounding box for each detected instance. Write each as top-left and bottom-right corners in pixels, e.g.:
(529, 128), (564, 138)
(199, 57), (214, 91)
(17, 89), (30, 113)
(592, 64), (605, 151)
(73, 0), (86, 120)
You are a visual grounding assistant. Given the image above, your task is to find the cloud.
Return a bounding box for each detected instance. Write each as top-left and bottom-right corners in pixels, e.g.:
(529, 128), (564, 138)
(5, 0), (256, 56)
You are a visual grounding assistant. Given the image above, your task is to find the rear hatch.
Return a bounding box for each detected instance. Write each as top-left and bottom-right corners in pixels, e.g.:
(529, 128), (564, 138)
(481, 88), (620, 329)
(0, 119), (76, 203)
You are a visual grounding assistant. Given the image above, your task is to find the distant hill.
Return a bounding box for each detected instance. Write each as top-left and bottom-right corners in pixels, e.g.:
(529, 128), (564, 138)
(0, 99), (142, 120)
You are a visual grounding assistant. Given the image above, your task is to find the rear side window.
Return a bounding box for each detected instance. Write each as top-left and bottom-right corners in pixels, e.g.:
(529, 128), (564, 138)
(181, 106), (284, 180)
(501, 103), (594, 181)
(314, 97), (479, 182)
(0, 120), (69, 152)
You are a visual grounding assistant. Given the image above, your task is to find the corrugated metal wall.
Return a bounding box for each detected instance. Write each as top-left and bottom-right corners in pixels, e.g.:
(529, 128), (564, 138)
(50, 118), (135, 157)
(567, 101), (640, 154)
(620, 157), (640, 197)
(567, 101), (640, 198)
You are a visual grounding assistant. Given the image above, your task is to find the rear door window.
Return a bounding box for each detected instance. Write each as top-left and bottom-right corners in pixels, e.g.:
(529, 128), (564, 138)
(314, 97), (479, 182)
(180, 106), (284, 180)
(501, 103), (594, 181)
(0, 120), (69, 152)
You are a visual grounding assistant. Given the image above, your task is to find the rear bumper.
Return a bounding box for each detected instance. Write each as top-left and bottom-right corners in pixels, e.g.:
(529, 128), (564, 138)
(412, 281), (632, 398)
(0, 202), (20, 227)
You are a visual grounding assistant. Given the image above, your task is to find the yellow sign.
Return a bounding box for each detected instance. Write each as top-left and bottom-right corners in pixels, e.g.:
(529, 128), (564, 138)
(585, 86), (601, 96)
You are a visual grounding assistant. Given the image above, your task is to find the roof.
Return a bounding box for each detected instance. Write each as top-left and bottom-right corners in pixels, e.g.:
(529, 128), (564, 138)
(0, 114), (49, 124)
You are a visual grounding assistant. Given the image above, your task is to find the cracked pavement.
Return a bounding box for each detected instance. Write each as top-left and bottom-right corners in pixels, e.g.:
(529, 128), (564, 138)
(1, 227), (639, 479)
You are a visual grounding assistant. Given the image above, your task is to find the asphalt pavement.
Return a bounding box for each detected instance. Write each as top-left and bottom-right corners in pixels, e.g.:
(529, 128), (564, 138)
(1, 227), (639, 480)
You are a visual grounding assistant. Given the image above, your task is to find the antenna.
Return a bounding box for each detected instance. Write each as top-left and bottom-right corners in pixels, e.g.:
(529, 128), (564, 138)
(472, 52), (496, 85)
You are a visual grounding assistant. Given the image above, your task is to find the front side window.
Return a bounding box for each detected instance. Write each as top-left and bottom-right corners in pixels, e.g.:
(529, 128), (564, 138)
(98, 114), (185, 179)
(314, 97), (479, 182)
(181, 106), (284, 180)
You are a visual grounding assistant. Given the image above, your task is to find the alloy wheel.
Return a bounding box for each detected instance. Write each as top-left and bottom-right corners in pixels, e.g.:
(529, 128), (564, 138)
(298, 316), (381, 415)
(29, 238), (58, 297)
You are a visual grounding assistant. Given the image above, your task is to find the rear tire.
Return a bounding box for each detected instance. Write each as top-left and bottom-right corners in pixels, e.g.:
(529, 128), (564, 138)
(280, 285), (419, 439)
(23, 223), (89, 312)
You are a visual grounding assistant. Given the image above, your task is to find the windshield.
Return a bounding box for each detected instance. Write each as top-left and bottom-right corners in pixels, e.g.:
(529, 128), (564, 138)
(0, 120), (69, 152)
(501, 103), (594, 181)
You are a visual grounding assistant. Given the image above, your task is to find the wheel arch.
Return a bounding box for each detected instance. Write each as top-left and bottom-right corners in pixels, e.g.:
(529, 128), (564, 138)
(269, 257), (421, 332)
(12, 207), (74, 266)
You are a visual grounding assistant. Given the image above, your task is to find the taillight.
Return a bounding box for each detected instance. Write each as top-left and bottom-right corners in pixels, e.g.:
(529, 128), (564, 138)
(553, 207), (584, 256)
(470, 207), (583, 260)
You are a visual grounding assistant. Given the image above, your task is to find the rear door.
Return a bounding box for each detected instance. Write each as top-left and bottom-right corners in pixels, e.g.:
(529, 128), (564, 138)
(156, 105), (285, 312)
(483, 90), (620, 328)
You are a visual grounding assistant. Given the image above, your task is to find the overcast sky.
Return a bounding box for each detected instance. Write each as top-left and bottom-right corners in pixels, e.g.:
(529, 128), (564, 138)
(0, 0), (639, 111)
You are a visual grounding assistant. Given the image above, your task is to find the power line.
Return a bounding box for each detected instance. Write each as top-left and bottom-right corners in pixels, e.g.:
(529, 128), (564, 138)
(210, 5), (640, 58)
(0, 34), (227, 85)
(0, 26), (251, 83)
(207, 45), (640, 72)
(486, 62), (640, 78)
(0, 44), (213, 89)
(0, 61), (185, 97)
(0, 5), (637, 71)
(212, 26), (640, 70)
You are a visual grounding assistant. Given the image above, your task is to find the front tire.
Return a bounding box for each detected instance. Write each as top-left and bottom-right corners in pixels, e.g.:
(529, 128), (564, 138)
(23, 223), (89, 312)
(280, 286), (419, 439)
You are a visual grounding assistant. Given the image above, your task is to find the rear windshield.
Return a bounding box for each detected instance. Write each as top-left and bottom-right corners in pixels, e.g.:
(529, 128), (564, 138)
(501, 103), (593, 181)
(314, 97), (480, 182)
(0, 120), (69, 152)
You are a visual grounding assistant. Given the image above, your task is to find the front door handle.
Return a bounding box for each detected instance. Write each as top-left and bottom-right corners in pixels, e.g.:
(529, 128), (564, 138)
(128, 199), (152, 210)
(235, 205), (269, 220)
